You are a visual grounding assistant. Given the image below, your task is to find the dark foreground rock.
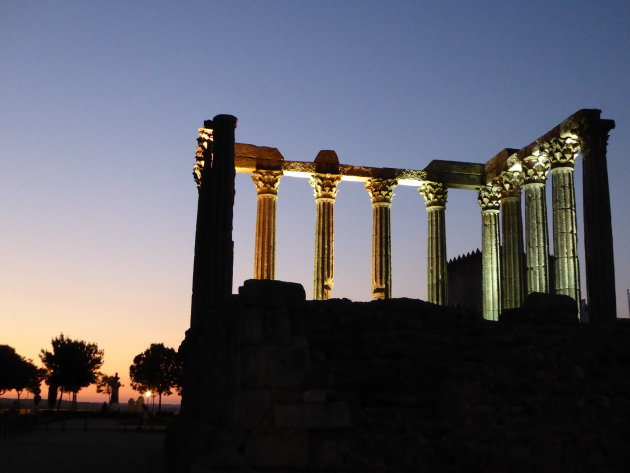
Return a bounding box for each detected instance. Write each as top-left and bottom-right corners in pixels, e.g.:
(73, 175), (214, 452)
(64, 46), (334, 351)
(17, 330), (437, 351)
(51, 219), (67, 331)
(168, 281), (630, 473)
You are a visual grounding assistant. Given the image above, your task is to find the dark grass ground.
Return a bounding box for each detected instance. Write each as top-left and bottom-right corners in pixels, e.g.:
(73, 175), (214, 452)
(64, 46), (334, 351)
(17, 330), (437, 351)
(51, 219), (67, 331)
(0, 418), (168, 473)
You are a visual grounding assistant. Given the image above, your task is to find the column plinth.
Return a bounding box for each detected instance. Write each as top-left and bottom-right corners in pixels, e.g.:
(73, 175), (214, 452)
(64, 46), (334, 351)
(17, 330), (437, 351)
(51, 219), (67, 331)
(522, 152), (551, 294)
(310, 174), (341, 300)
(365, 179), (397, 300)
(418, 182), (448, 305)
(252, 170), (282, 280)
(478, 184), (501, 321)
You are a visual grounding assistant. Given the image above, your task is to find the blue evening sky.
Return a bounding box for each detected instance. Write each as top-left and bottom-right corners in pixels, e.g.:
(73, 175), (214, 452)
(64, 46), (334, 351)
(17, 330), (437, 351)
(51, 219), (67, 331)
(1, 0), (629, 399)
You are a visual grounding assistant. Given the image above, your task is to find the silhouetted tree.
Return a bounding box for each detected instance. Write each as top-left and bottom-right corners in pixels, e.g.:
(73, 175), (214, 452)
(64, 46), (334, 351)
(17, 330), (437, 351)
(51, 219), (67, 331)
(40, 334), (104, 411)
(129, 343), (182, 413)
(0, 345), (43, 409)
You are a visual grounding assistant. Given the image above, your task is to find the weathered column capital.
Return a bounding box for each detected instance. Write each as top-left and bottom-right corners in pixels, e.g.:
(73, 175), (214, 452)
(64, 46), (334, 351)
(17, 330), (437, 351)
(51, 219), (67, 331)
(252, 170), (283, 196)
(477, 183), (501, 212)
(418, 181), (448, 208)
(193, 126), (213, 188)
(522, 150), (551, 185)
(310, 173), (342, 201)
(546, 136), (580, 169)
(366, 178), (397, 206)
(497, 170), (524, 200)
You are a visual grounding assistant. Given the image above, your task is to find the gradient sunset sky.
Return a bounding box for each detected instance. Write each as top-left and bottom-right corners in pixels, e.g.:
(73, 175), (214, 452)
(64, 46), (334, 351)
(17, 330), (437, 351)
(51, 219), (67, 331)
(2, 0), (629, 403)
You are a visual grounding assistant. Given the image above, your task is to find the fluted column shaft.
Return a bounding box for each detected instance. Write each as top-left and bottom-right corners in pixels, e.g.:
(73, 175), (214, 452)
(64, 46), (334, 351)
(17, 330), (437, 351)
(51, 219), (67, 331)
(365, 179), (397, 300)
(500, 197), (524, 308)
(522, 153), (551, 294)
(190, 114), (237, 326)
(252, 170), (282, 280)
(311, 174), (341, 300)
(523, 183), (550, 293)
(427, 207), (447, 304)
(580, 120), (617, 322)
(551, 166), (580, 307)
(419, 182), (448, 305)
(478, 184), (501, 321)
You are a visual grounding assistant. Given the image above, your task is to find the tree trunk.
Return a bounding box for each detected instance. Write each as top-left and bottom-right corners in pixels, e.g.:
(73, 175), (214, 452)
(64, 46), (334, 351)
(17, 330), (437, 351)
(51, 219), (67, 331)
(57, 389), (63, 411)
(16, 390), (21, 411)
(158, 393), (162, 413)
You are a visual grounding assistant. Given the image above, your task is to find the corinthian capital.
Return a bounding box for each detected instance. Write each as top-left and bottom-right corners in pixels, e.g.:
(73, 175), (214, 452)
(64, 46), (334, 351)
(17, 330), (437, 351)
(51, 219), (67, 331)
(574, 119), (613, 158)
(522, 148), (550, 185)
(310, 174), (341, 200)
(252, 170), (283, 196)
(365, 178), (397, 205)
(477, 183), (501, 212)
(418, 181), (448, 208)
(193, 126), (213, 188)
(547, 136), (580, 169)
(497, 170), (524, 199)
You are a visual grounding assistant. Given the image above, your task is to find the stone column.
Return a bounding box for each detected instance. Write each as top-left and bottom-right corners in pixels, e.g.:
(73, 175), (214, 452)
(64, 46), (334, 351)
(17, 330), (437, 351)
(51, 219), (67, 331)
(365, 179), (397, 300)
(418, 182), (448, 305)
(522, 151), (551, 294)
(478, 183), (501, 321)
(549, 136), (581, 313)
(498, 169), (525, 309)
(310, 174), (341, 300)
(579, 119), (617, 322)
(190, 114), (238, 326)
(252, 170), (283, 280)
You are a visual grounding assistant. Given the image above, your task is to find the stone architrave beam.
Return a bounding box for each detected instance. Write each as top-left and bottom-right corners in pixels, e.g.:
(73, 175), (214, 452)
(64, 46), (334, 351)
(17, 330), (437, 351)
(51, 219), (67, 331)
(365, 178), (397, 300)
(252, 170), (283, 280)
(478, 183), (501, 321)
(418, 181), (448, 305)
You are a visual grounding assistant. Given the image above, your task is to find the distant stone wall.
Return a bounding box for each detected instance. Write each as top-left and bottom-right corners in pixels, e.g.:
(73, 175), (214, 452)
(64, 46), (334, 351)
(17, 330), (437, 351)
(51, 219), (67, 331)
(448, 249), (482, 315)
(167, 280), (630, 473)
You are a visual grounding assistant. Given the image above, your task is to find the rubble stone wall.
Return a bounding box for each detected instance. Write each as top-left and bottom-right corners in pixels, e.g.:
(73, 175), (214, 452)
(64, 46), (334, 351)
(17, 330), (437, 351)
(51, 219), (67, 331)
(168, 280), (630, 473)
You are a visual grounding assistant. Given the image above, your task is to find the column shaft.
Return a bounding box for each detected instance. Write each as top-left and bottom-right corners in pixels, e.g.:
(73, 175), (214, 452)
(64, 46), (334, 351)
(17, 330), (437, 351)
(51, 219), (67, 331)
(482, 210), (501, 320)
(582, 121), (617, 321)
(552, 167), (580, 307)
(501, 197), (524, 308)
(524, 183), (550, 293)
(371, 203), (392, 299)
(313, 198), (335, 299)
(427, 206), (447, 304)
(254, 194), (278, 279)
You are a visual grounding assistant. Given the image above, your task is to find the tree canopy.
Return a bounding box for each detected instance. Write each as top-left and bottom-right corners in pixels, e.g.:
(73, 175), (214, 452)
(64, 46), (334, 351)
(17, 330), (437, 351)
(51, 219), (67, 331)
(40, 334), (104, 410)
(129, 343), (182, 412)
(0, 345), (43, 408)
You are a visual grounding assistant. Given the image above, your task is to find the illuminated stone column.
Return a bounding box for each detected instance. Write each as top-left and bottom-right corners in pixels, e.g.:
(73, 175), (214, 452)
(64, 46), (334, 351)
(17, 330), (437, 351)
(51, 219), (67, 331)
(579, 119), (617, 321)
(252, 170), (283, 280)
(498, 168), (524, 309)
(549, 136), (580, 313)
(418, 182), (448, 305)
(522, 151), (551, 294)
(310, 173), (341, 300)
(365, 179), (397, 300)
(478, 183), (501, 321)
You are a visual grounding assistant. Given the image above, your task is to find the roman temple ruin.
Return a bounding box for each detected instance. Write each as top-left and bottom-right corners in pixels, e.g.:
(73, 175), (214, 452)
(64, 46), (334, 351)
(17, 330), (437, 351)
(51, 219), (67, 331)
(192, 109), (616, 322)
